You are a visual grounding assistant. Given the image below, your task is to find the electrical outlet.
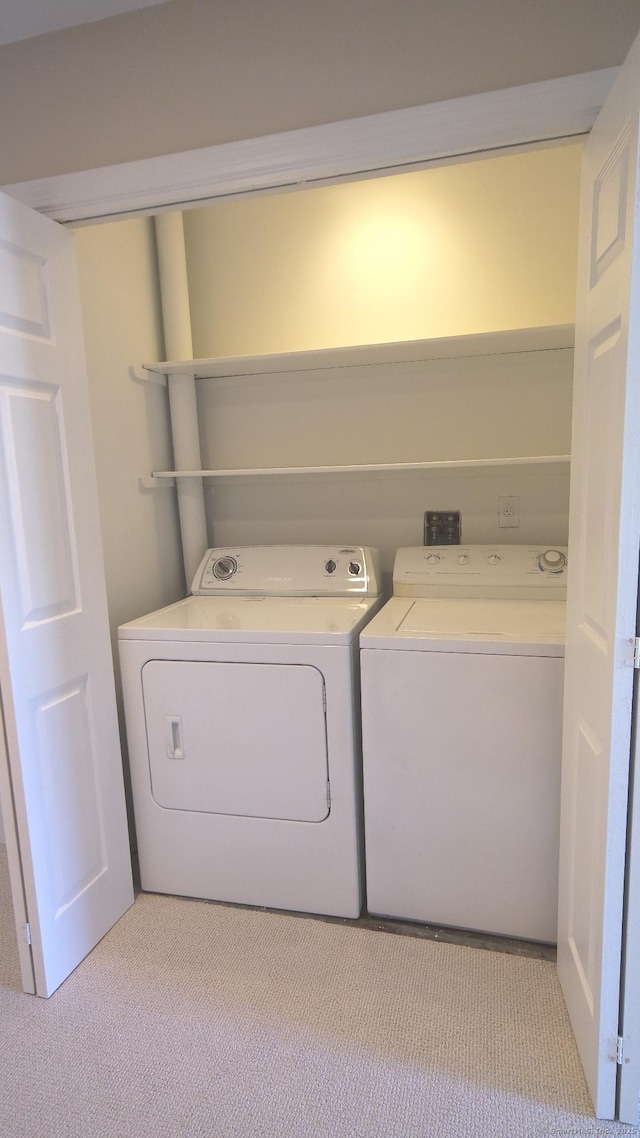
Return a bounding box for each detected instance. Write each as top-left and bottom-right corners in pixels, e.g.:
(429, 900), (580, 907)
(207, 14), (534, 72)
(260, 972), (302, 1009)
(499, 495), (519, 528)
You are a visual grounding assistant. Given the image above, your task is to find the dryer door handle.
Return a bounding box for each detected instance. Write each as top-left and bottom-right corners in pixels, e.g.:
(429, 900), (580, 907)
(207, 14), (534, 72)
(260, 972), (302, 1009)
(165, 715), (184, 760)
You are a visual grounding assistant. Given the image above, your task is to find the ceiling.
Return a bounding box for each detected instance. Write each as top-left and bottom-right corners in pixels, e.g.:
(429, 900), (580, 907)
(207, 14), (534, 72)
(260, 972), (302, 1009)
(1, 0), (169, 46)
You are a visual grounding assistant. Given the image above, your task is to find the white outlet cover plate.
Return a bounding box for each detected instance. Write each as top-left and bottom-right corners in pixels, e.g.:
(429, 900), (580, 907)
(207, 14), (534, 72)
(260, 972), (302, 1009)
(499, 496), (519, 528)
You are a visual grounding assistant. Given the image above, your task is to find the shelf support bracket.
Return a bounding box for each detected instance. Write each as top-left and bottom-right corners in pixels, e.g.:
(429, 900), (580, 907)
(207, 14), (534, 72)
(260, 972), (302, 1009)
(129, 363), (168, 387)
(137, 476), (176, 491)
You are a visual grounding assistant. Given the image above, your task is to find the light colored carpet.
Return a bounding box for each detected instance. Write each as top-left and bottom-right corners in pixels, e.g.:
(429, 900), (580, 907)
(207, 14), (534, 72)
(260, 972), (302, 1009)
(0, 843), (22, 994)
(0, 846), (632, 1137)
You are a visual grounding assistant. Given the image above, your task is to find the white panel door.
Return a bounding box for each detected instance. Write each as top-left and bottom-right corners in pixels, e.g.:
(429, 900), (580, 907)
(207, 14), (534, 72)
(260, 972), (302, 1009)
(0, 189), (133, 997)
(557, 30), (640, 1118)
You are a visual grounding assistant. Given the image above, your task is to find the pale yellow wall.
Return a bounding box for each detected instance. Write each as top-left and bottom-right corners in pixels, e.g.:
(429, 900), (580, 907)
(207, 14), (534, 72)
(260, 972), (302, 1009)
(199, 345), (573, 569)
(184, 145), (582, 357)
(75, 217), (185, 635)
(73, 146), (579, 582)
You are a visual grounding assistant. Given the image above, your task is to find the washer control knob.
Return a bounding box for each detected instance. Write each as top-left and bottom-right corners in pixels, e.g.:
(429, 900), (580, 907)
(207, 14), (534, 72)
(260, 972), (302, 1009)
(212, 555), (237, 581)
(325, 559), (337, 574)
(348, 561), (362, 576)
(487, 553), (502, 565)
(426, 552), (441, 564)
(538, 549), (567, 573)
(457, 553), (470, 565)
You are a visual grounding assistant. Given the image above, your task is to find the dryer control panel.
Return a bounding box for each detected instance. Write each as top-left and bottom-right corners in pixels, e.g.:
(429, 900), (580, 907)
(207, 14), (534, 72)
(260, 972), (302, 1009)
(393, 545), (568, 600)
(191, 545), (382, 597)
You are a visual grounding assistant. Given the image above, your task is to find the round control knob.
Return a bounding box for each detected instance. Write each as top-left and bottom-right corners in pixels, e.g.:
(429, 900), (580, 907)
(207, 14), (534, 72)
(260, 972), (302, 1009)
(487, 553), (502, 565)
(426, 553), (440, 564)
(325, 559), (337, 574)
(212, 555), (237, 581)
(457, 553), (470, 565)
(538, 549), (567, 573)
(348, 561), (362, 576)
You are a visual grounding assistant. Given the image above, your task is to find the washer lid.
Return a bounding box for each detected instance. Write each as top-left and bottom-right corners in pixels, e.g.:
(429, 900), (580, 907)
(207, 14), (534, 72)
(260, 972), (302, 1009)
(360, 597), (566, 655)
(118, 594), (382, 644)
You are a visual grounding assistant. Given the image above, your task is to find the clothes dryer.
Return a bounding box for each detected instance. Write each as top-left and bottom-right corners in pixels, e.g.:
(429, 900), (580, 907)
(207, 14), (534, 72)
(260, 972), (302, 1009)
(360, 545), (567, 942)
(119, 545), (381, 919)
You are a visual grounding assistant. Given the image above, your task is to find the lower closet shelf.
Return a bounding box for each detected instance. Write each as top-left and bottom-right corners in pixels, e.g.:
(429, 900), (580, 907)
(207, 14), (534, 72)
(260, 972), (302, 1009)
(150, 455), (571, 480)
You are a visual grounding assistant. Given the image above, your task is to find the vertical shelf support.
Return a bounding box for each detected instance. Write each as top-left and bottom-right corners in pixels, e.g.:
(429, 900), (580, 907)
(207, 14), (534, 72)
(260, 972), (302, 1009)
(154, 212), (208, 586)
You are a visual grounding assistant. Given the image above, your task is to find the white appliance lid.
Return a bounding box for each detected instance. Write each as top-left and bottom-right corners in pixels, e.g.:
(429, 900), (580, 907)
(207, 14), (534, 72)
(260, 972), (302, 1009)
(118, 594), (382, 644)
(360, 597), (566, 655)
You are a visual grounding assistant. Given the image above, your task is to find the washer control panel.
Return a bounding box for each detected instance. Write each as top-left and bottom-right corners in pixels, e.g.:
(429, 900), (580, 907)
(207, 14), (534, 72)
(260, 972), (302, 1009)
(191, 545), (381, 597)
(394, 545), (568, 599)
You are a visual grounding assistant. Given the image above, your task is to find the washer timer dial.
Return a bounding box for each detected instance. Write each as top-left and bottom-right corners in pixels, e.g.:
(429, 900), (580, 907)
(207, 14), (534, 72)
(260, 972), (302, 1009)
(538, 549), (567, 574)
(212, 555), (238, 581)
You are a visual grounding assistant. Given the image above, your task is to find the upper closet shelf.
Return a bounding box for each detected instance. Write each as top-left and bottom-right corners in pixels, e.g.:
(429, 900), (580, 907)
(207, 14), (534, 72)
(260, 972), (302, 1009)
(141, 325), (575, 381)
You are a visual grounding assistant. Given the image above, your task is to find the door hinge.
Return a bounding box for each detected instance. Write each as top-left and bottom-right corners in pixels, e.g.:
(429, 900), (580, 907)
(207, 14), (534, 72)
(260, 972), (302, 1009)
(23, 923), (32, 946)
(326, 781), (331, 810)
(617, 1035), (625, 1065)
(633, 638), (640, 669)
(322, 686), (327, 713)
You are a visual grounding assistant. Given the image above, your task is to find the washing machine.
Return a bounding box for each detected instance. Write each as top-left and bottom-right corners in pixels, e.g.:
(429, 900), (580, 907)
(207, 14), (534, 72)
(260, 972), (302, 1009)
(360, 544), (567, 942)
(118, 545), (382, 919)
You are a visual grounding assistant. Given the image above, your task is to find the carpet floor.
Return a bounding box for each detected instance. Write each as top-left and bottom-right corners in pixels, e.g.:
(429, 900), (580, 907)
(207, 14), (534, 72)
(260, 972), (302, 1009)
(0, 846), (635, 1137)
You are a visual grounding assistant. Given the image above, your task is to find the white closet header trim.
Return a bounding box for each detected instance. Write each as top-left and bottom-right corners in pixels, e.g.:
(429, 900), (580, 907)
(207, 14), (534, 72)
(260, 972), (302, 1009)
(2, 69), (617, 225)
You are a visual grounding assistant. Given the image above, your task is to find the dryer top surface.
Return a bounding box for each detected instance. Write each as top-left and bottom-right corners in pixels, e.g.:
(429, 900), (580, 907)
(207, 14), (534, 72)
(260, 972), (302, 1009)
(118, 594), (382, 645)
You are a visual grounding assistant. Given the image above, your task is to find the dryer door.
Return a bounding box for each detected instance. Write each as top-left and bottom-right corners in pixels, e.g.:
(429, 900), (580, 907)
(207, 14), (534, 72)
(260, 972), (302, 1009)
(142, 660), (329, 822)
